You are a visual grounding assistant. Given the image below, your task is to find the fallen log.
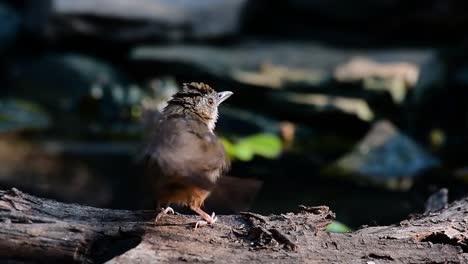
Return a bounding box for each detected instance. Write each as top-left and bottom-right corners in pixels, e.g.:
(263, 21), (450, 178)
(0, 188), (466, 263)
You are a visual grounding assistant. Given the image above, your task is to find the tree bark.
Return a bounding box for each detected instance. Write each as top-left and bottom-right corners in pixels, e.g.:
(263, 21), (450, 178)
(0, 188), (466, 264)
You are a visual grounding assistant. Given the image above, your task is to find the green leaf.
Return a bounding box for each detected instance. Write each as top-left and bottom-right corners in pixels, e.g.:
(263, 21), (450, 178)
(326, 221), (351, 233)
(234, 142), (254, 161)
(221, 134), (282, 162)
(237, 134), (282, 159)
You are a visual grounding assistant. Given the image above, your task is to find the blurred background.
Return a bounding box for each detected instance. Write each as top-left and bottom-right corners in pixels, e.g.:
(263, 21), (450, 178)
(0, 0), (467, 230)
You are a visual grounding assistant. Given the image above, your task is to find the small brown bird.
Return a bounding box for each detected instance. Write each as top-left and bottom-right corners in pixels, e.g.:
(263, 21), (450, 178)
(143, 82), (232, 228)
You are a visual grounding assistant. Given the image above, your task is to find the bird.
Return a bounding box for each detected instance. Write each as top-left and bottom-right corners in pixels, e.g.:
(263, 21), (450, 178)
(142, 82), (232, 228)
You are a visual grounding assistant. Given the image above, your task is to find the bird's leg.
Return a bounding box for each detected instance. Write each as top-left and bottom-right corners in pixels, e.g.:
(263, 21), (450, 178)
(190, 206), (217, 229)
(154, 203), (175, 223)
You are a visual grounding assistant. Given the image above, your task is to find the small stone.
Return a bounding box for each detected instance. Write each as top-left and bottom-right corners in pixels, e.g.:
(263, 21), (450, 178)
(324, 120), (439, 190)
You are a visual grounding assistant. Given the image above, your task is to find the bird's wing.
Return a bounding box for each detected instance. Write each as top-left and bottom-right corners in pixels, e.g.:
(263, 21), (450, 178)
(144, 117), (228, 190)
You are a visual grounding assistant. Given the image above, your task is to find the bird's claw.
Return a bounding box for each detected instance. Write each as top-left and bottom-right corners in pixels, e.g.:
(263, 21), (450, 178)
(163, 207), (175, 215)
(194, 212), (217, 229)
(210, 212), (218, 223)
(195, 220), (208, 229)
(154, 206), (175, 223)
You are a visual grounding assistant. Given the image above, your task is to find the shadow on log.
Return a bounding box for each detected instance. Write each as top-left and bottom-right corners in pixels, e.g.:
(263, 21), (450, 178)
(0, 188), (466, 263)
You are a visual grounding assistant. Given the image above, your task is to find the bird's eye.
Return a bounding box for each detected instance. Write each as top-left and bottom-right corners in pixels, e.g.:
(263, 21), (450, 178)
(207, 98), (214, 106)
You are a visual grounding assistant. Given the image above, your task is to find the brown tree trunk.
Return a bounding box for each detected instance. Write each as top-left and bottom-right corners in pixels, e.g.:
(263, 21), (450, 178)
(0, 188), (466, 263)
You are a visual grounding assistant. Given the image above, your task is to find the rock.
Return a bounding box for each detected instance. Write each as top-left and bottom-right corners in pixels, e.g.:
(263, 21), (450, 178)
(130, 42), (342, 82)
(7, 53), (145, 138)
(0, 3), (20, 52)
(50, 0), (247, 41)
(131, 42), (433, 91)
(333, 52), (436, 105)
(334, 57), (420, 104)
(9, 53), (128, 110)
(0, 99), (51, 133)
(424, 188), (448, 213)
(270, 92), (374, 122)
(131, 42), (433, 129)
(231, 63), (329, 88)
(324, 120), (440, 190)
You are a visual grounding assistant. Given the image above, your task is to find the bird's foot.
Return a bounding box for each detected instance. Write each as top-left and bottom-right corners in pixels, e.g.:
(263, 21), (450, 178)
(194, 212), (217, 229)
(154, 206), (175, 223)
(162, 206), (175, 215)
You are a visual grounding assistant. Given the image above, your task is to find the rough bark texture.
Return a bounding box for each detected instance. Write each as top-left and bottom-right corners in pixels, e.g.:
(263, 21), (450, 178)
(0, 188), (466, 264)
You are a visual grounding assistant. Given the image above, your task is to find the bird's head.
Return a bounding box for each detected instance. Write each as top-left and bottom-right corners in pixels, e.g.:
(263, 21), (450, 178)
(164, 82), (233, 131)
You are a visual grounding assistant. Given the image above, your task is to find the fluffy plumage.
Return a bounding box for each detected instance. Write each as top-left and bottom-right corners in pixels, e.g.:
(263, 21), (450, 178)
(143, 82), (232, 227)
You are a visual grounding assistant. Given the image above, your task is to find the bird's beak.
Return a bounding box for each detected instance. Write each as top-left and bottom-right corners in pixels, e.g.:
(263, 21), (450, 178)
(217, 91), (233, 105)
